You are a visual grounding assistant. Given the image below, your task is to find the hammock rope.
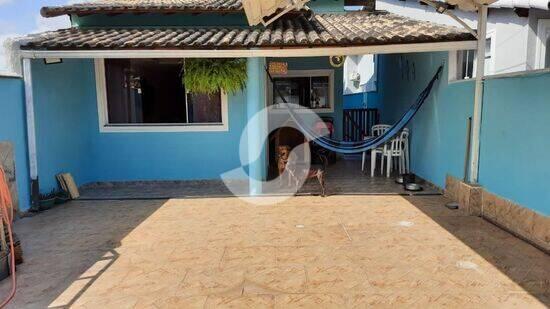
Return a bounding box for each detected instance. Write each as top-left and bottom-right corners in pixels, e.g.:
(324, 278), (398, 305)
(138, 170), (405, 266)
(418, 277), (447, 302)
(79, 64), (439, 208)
(266, 65), (443, 154)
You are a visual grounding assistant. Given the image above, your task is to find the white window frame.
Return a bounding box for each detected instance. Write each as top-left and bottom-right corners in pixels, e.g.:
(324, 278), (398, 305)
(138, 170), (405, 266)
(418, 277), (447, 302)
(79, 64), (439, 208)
(535, 19), (550, 69)
(94, 59), (229, 133)
(448, 49), (475, 82)
(482, 30), (496, 75)
(448, 30), (496, 82)
(267, 69), (335, 113)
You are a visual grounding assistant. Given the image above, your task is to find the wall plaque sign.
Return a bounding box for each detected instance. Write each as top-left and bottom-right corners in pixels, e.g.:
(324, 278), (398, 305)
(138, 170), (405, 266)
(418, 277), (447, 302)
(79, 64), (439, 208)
(268, 62), (288, 75)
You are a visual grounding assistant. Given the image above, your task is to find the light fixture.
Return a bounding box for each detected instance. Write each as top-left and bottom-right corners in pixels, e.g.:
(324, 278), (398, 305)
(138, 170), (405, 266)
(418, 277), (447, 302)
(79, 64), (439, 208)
(329, 56), (346, 68)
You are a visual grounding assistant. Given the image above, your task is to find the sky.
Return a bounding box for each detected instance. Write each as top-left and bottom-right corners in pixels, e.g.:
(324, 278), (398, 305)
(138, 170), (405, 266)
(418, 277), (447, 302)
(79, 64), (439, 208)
(0, 0), (78, 73)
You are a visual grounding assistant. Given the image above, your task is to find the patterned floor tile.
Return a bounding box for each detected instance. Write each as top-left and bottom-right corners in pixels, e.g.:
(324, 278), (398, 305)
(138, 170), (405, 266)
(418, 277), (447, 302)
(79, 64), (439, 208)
(0, 195), (547, 308)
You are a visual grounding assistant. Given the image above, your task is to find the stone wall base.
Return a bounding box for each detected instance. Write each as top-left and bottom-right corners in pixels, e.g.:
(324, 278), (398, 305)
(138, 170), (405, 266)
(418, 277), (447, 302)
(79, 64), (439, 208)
(445, 175), (549, 253)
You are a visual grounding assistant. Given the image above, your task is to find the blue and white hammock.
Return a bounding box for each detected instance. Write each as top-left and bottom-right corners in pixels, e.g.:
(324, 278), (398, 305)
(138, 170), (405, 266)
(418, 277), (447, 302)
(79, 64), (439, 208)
(266, 65), (443, 154)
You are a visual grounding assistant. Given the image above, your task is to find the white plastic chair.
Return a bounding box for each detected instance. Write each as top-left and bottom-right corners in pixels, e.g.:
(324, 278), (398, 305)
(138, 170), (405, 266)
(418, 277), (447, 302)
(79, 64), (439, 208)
(381, 130), (410, 177)
(371, 124), (392, 137)
(381, 134), (405, 178)
(367, 129), (410, 177)
(362, 124), (391, 175)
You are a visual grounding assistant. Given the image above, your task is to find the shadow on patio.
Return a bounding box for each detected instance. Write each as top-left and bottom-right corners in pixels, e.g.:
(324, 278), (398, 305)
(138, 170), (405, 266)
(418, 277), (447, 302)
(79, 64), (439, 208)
(403, 195), (549, 306)
(0, 200), (167, 308)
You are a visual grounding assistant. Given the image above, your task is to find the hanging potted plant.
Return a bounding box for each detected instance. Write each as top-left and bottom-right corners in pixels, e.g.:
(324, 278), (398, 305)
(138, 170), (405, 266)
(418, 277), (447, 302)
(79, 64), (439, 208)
(183, 58), (247, 95)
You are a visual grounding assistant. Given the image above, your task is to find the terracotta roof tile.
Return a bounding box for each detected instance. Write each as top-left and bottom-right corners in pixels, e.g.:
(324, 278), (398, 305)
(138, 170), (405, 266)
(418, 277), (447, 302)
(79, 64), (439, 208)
(41, 0), (244, 17)
(21, 12), (475, 51)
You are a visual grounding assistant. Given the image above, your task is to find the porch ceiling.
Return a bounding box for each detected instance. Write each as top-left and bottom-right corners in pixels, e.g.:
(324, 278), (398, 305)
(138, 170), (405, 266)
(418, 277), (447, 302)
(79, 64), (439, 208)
(20, 12), (475, 54)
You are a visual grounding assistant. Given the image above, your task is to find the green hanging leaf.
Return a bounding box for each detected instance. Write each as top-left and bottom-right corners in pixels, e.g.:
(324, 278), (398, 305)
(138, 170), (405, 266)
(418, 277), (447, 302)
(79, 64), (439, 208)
(183, 58), (248, 95)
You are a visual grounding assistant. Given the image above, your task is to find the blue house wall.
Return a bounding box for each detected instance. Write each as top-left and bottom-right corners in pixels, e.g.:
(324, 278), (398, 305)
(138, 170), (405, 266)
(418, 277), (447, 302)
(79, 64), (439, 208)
(8, 55), (550, 215)
(343, 92), (382, 110)
(32, 59), (97, 192)
(30, 56), (341, 193)
(480, 74), (550, 216)
(376, 52), (549, 216)
(89, 88), (248, 183)
(343, 93), (365, 109)
(0, 76), (31, 211)
(31, 59), (248, 193)
(376, 52), (475, 188)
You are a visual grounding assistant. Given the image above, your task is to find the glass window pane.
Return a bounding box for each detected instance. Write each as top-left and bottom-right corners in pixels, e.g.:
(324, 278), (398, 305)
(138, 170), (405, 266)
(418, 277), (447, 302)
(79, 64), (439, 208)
(456, 51), (464, 79)
(104, 59), (187, 124)
(485, 38), (492, 59)
(311, 76), (329, 109)
(187, 93), (222, 123)
(272, 77), (310, 107)
(105, 59), (133, 123)
(484, 38), (493, 74)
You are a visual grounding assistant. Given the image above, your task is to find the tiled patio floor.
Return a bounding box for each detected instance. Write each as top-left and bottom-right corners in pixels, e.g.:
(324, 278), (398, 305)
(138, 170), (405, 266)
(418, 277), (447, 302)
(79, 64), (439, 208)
(79, 159), (441, 199)
(0, 195), (548, 308)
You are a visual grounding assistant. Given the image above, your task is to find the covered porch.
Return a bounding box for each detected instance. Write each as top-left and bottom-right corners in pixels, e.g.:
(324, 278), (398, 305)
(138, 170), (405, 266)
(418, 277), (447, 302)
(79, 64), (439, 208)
(16, 9), (478, 202)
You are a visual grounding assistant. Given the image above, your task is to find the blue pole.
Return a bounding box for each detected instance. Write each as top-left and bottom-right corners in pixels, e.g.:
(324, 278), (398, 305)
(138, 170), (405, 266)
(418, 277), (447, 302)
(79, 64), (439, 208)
(246, 57), (267, 195)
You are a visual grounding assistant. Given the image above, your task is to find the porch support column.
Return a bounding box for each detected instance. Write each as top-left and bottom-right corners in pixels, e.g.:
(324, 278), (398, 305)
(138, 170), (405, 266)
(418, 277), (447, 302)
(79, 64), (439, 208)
(469, 5), (488, 183)
(22, 58), (39, 208)
(246, 57), (267, 196)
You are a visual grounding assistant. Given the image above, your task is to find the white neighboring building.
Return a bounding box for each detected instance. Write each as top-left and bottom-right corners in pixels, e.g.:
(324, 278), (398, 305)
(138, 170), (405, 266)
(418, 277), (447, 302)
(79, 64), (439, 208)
(374, 0), (550, 79)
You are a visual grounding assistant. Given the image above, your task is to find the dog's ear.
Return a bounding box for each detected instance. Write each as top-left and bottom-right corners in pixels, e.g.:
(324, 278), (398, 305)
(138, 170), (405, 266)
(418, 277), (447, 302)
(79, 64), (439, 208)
(278, 145), (291, 154)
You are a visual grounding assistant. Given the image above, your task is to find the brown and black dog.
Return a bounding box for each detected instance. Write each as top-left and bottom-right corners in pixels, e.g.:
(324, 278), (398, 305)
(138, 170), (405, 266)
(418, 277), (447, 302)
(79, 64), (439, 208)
(277, 145), (327, 197)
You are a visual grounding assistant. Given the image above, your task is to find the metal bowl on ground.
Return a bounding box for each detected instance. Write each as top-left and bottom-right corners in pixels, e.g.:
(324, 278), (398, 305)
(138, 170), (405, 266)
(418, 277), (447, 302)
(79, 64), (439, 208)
(405, 183), (423, 192)
(395, 176), (404, 184)
(403, 173), (416, 184)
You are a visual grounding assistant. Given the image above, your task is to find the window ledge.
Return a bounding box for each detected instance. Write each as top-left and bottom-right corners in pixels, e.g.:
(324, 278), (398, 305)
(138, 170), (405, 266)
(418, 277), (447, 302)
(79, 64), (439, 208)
(448, 78), (475, 85)
(99, 124), (229, 133)
(269, 107), (335, 114)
